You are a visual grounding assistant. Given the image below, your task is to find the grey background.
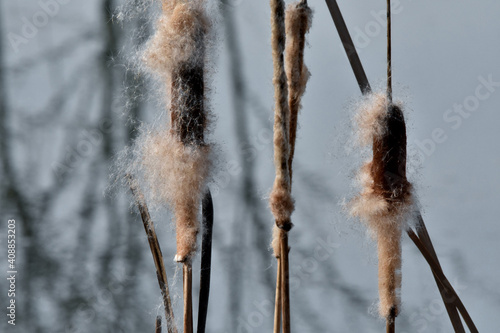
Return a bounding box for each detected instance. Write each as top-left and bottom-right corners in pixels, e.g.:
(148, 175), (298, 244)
(0, 0), (498, 332)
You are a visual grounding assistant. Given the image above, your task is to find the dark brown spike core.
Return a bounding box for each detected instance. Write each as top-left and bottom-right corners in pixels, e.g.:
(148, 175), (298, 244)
(371, 104), (411, 203)
(171, 63), (206, 146)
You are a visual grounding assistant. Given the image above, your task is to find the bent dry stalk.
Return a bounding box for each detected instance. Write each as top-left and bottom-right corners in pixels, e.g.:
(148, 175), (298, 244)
(129, 178), (178, 333)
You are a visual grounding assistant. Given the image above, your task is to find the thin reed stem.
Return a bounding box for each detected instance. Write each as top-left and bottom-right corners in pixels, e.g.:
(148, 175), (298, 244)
(197, 191), (214, 333)
(280, 230), (291, 333)
(325, 0), (371, 93)
(407, 228), (478, 333)
(387, 0), (392, 103)
(386, 319), (395, 333)
(129, 179), (178, 333)
(414, 216), (465, 333)
(183, 262), (194, 333)
(386, 307), (395, 333)
(273, 256), (282, 333)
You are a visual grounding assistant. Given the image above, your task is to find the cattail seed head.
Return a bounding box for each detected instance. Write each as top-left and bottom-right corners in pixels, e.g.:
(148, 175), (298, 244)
(124, 0), (213, 262)
(285, 1), (312, 183)
(371, 104), (411, 203)
(144, 2), (209, 76)
(270, 0), (294, 231)
(349, 92), (413, 318)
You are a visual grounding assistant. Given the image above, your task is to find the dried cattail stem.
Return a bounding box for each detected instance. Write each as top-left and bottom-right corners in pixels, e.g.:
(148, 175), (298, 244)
(197, 191), (214, 333)
(129, 178), (178, 333)
(285, 1), (312, 183)
(270, 2), (312, 332)
(408, 228), (479, 333)
(413, 217), (466, 333)
(183, 262), (193, 333)
(273, 256), (282, 333)
(387, 0), (392, 103)
(271, 224), (282, 332)
(325, 0), (371, 93)
(270, 2), (293, 332)
(280, 230), (291, 333)
(386, 307), (395, 333)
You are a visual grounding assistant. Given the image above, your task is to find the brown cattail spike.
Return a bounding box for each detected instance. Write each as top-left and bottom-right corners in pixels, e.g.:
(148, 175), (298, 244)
(171, 64), (206, 146)
(371, 104), (410, 203)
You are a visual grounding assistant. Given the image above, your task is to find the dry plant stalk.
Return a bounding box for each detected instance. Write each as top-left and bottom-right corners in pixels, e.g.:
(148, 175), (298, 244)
(183, 263), (193, 333)
(269, 0), (292, 331)
(407, 227), (478, 333)
(129, 178), (178, 333)
(411, 217), (466, 333)
(269, 1), (312, 332)
(273, 251), (282, 333)
(386, 311), (395, 333)
(197, 191), (214, 333)
(350, 94), (412, 320)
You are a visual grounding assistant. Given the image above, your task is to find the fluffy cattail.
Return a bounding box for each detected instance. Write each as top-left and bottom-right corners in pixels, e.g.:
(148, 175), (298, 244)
(285, 1), (312, 182)
(350, 93), (413, 319)
(269, 3), (312, 333)
(270, 0), (312, 253)
(269, 0), (294, 232)
(139, 0), (211, 262)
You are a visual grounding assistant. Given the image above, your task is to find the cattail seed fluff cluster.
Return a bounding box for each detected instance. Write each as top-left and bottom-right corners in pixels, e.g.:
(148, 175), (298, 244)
(285, 1), (312, 182)
(127, 0), (213, 263)
(350, 93), (413, 318)
(269, 0), (294, 233)
(269, 0), (312, 240)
